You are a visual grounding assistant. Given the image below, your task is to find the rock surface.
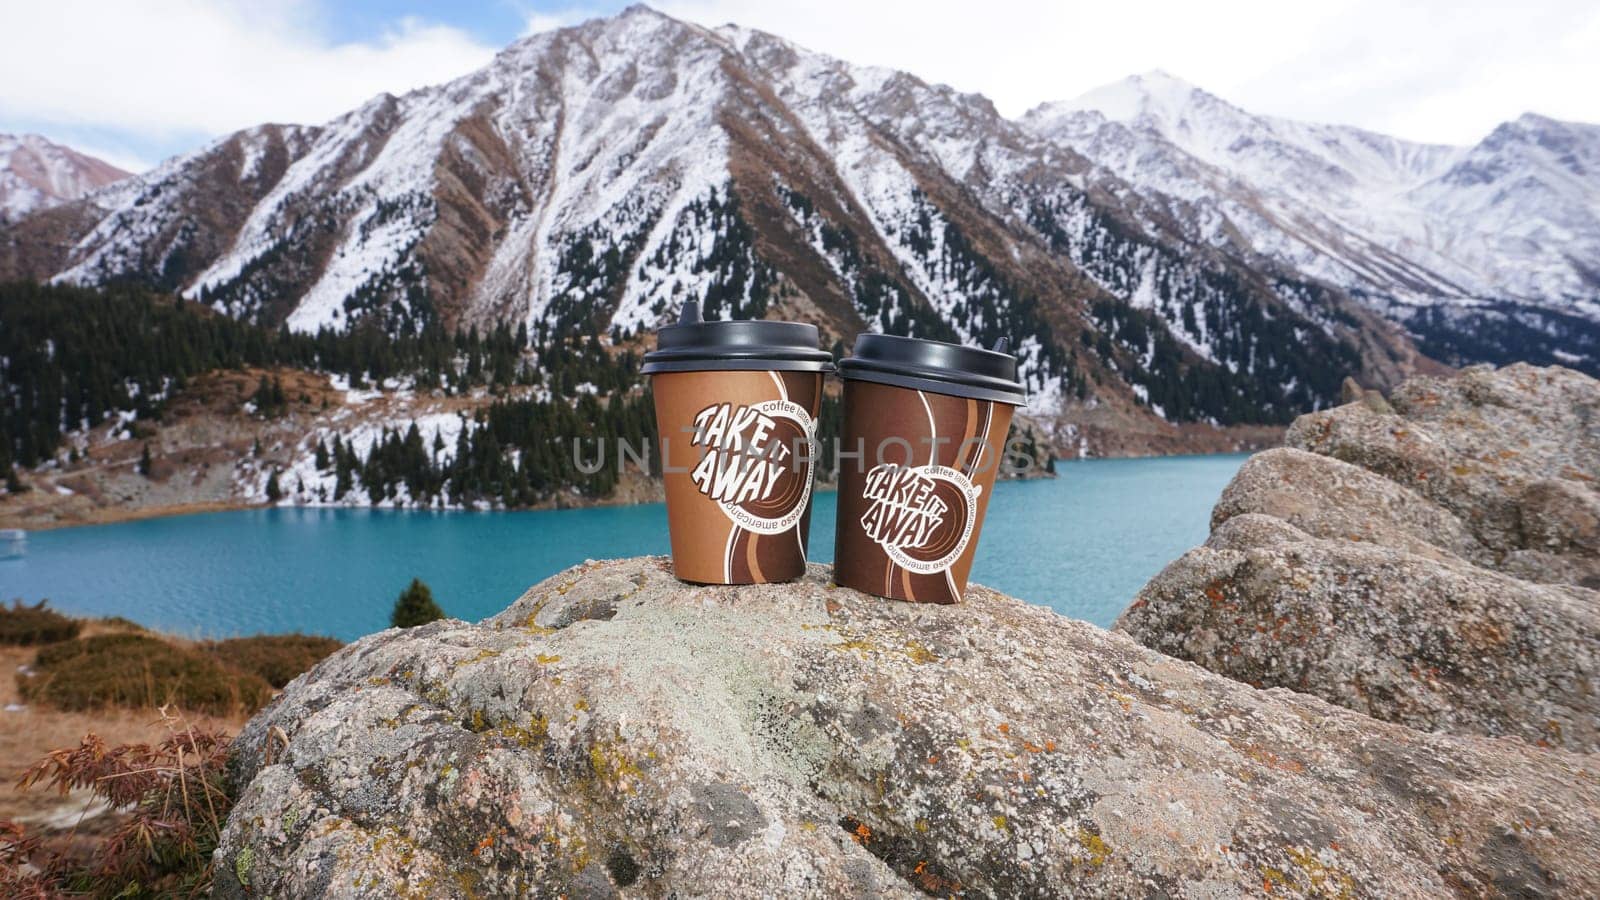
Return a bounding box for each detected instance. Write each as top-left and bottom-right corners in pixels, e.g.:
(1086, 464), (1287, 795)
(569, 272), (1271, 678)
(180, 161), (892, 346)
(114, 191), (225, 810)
(1120, 364), (1600, 751)
(216, 556), (1600, 897)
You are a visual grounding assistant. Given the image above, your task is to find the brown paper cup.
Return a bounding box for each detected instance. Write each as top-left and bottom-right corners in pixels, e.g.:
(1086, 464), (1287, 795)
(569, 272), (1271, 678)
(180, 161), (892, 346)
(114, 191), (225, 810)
(652, 369), (823, 584)
(833, 379), (1014, 604)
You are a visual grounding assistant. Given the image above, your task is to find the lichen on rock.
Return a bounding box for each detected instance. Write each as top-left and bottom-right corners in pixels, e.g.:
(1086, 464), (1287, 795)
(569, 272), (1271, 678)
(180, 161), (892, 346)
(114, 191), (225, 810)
(216, 555), (1600, 897)
(1121, 364), (1600, 752)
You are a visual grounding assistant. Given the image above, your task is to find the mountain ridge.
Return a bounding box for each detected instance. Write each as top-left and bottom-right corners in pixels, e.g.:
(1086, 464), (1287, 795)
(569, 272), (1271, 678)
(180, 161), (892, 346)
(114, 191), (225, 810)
(10, 5), (1583, 451)
(1023, 71), (1600, 372)
(0, 133), (131, 223)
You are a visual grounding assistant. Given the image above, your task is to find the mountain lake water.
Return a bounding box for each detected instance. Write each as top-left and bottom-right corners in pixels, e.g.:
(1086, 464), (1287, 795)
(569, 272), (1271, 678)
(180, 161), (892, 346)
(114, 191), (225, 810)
(0, 455), (1245, 641)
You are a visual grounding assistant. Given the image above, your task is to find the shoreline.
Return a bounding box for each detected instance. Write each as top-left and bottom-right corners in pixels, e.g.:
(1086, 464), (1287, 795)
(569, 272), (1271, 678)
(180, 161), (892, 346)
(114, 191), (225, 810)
(0, 449), (1256, 533)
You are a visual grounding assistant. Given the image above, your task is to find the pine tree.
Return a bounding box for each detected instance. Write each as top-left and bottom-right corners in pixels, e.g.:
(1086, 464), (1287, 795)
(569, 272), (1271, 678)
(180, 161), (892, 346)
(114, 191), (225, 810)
(266, 470), (282, 502)
(334, 440), (353, 500)
(390, 578), (445, 628)
(138, 443), (153, 477)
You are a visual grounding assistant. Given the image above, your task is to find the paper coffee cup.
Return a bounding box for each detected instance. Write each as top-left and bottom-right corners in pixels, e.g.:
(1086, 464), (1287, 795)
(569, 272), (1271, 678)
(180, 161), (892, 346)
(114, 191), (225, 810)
(833, 334), (1025, 604)
(642, 301), (833, 584)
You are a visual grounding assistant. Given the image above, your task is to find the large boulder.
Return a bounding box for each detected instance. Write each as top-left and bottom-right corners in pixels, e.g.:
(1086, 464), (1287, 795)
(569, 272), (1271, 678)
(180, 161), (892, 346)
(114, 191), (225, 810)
(215, 557), (1600, 897)
(1119, 365), (1600, 752)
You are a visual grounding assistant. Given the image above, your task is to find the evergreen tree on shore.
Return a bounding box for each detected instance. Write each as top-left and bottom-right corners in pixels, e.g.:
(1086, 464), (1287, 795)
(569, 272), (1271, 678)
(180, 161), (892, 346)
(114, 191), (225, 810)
(390, 579), (444, 628)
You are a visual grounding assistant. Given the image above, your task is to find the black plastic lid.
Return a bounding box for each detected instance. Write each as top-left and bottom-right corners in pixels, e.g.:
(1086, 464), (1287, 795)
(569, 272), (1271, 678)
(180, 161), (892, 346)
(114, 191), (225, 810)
(641, 301), (834, 374)
(838, 334), (1025, 405)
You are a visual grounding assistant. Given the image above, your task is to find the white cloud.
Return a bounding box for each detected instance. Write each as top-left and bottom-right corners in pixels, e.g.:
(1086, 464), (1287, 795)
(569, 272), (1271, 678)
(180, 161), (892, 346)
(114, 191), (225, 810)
(0, 0), (498, 169)
(3, 0), (1596, 172)
(522, 7), (598, 36)
(649, 0), (1600, 145)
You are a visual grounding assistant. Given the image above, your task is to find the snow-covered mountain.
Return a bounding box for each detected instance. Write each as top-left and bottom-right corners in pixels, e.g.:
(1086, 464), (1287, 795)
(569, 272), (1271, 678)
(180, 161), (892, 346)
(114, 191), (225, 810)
(1024, 71), (1600, 371)
(0, 6), (1437, 443)
(0, 133), (130, 222)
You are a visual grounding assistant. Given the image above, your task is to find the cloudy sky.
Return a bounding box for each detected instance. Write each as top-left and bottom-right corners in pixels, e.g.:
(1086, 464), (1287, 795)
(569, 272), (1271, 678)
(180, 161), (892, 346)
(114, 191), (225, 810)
(3, 0), (1596, 172)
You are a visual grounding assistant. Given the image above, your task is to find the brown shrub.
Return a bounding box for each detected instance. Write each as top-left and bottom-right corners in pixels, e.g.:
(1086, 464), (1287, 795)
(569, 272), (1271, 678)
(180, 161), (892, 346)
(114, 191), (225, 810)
(93, 616), (148, 633)
(204, 633), (342, 688)
(0, 600), (82, 646)
(20, 634), (272, 716)
(3, 715), (234, 897)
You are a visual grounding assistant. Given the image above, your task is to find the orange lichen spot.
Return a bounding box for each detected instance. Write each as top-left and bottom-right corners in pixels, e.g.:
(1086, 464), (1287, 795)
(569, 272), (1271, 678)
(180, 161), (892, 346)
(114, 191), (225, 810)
(1023, 741), (1043, 753)
(997, 723), (1010, 735)
(927, 755), (940, 765)
(475, 833), (496, 852)
(1045, 740), (1057, 752)
(853, 823), (872, 843)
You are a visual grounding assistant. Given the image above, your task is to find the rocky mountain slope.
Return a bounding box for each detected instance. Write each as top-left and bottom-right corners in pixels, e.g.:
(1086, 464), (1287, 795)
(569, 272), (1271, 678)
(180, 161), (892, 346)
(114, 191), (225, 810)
(0, 133), (129, 223)
(1025, 72), (1600, 372)
(213, 556), (1600, 896)
(1121, 364), (1600, 752)
(0, 6), (1432, 452)
(0, 364), (670, 531)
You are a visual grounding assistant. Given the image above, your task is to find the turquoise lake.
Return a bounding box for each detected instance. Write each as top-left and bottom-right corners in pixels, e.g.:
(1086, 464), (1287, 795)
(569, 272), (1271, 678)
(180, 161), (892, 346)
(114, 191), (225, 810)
(0, 455), (1245, 641)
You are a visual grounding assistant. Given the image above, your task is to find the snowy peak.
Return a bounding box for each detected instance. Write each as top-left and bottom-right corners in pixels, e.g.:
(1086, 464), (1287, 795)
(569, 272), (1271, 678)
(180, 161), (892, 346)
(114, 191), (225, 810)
(1028, 72), (1456, 195)
(0, 6), (1476, 431)
(0, 133), (131, 222)
(1024, 69), (1600, 360)
(1432, 113), (1600, 190)
(1034, 71), (1230, 130)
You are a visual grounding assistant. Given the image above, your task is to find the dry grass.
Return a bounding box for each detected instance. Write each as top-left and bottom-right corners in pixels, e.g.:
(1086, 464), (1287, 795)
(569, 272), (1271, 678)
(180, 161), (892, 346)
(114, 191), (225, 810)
(0, 624), (247, 826)
(0, 612), (336, 896)
(5, 712), (235, 897)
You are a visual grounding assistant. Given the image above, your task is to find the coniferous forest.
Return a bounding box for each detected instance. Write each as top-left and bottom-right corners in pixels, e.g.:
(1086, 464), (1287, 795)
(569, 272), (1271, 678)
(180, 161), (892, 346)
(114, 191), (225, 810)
(0, 283), (1066, 509)
(0, 282), (656, 504)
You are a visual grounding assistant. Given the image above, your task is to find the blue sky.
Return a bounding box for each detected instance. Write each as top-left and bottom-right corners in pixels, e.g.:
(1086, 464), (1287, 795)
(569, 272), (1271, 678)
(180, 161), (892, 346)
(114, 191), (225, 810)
(315, 1), (549, 46)
(0, 1), (631, 170)
(2, 1), (1596, 172)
